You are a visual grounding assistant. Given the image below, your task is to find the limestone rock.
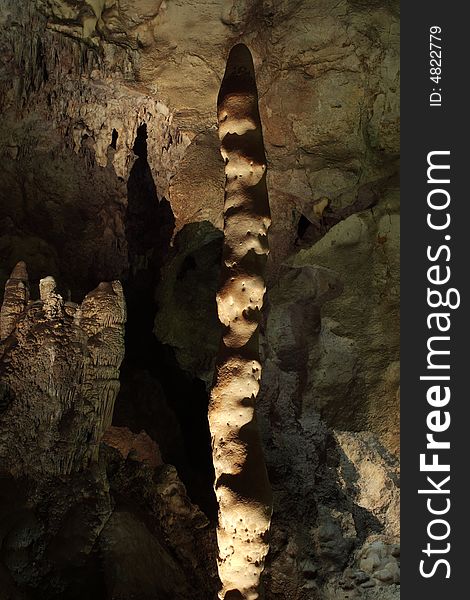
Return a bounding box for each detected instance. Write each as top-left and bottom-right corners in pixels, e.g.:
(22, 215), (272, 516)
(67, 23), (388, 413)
(0, 464), (113, 598)
(0, 261), (29, 341)
(335, 431), (400, 537)
(154, 221), (223, 383)
(293, 191), (400, 454)
(0, 0), (400, 598)
(102, 425), (163, 468)
(0, 264), (126, 476)
(99, 510), (191, 600)
(209, 44), (272, 600)
(106, 454), (218, 598)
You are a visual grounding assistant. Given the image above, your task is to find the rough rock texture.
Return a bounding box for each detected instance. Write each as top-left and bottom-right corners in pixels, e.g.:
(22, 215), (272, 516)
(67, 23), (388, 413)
(154, 221), (223, 383)
(101, 442), (219, 600)
(0, 0), (399, 598)
(292, 191), (400, 454)
(0, 263), (126, 476)
(0, 407), (218, 599)
(102, 425), (163, 468)
(209, 44), (272, 600)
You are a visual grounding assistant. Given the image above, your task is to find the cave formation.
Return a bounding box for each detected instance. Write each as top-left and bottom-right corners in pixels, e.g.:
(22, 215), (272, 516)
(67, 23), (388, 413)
(0, 263), (126, 476)
(209, 44), (272, 600)
(0, 2), (400, 600)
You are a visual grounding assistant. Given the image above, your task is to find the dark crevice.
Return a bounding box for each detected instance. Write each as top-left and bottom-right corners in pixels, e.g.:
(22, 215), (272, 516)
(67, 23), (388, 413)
(132, 123), (148, 160)
(110, 128), (118, 150)
(294, 173), (398, 249)
(296, 214), (312, 241)
(113, 124), (218, 520)
(0, 121), (218, 521)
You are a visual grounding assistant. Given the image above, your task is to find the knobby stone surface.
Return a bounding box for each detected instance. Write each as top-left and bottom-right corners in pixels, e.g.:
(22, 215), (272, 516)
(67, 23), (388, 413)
(0, 1), (400, 598)
(209, 44), (272, 600)
(0, 262), (126, 476)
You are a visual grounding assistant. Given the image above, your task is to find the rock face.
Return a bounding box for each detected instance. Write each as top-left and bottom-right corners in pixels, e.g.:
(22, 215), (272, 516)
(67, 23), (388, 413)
(292, 191), (400, 454)
(0, 263), (126, 476)
(154, 221), (223, 383)
(102, 425), (163, 468)
(0, 1), (399, 599)
(0, 440), (218, 599)
(209, 44), (272, 600)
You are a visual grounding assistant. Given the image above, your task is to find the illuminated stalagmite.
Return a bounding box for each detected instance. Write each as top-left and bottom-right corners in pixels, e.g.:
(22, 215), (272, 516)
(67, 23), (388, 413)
(0, 262), (126, 476)
(209, 44), (273, 600)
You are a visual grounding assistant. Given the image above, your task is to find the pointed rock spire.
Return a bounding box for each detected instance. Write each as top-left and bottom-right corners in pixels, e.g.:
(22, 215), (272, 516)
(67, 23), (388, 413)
(209, 44), (272, 600)
(0, 261), (30, 341)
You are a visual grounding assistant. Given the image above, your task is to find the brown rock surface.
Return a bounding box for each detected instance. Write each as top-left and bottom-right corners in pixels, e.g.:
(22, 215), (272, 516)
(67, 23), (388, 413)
(0, 0), (399, 598)
(0, 264), (126, 476)
(102, 425), (163, 468)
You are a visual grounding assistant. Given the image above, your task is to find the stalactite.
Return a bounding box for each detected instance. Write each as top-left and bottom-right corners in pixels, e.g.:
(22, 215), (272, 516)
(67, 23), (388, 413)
(209, 44), (272, 600)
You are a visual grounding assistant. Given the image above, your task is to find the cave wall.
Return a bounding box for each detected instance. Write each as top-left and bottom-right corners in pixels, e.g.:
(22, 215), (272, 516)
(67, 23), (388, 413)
(0, 1), (399, 599)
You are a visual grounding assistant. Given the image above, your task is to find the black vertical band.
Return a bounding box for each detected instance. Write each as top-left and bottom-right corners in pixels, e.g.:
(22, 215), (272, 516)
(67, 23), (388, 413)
(401, 3), (468, 597)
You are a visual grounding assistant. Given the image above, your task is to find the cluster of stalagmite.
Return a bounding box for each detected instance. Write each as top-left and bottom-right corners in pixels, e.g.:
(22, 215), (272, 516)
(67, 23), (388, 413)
(209, 44), (273, 600)
(0, 262), (126, 476)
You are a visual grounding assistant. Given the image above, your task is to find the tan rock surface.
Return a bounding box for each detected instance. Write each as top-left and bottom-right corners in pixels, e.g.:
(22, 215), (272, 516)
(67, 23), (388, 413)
(0, 264), (126, 476)
(0, 1), (399, 598)
(209, 44), (272, 600)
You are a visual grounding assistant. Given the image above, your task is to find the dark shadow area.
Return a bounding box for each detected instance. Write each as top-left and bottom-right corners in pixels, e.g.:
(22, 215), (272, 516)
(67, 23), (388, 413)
(0, 472), (108, 600)
(114, 123), (218, 520)
(110, 128), (118, 150)
(0, 131), (129, 303)
(125, 123), (165, 267)
(296, 214), (312, 241)
(263, 430), (385, 593)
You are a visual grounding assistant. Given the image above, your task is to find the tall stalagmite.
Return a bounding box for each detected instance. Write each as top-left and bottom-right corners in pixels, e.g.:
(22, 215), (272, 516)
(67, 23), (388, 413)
(209, 44), (273, 600)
